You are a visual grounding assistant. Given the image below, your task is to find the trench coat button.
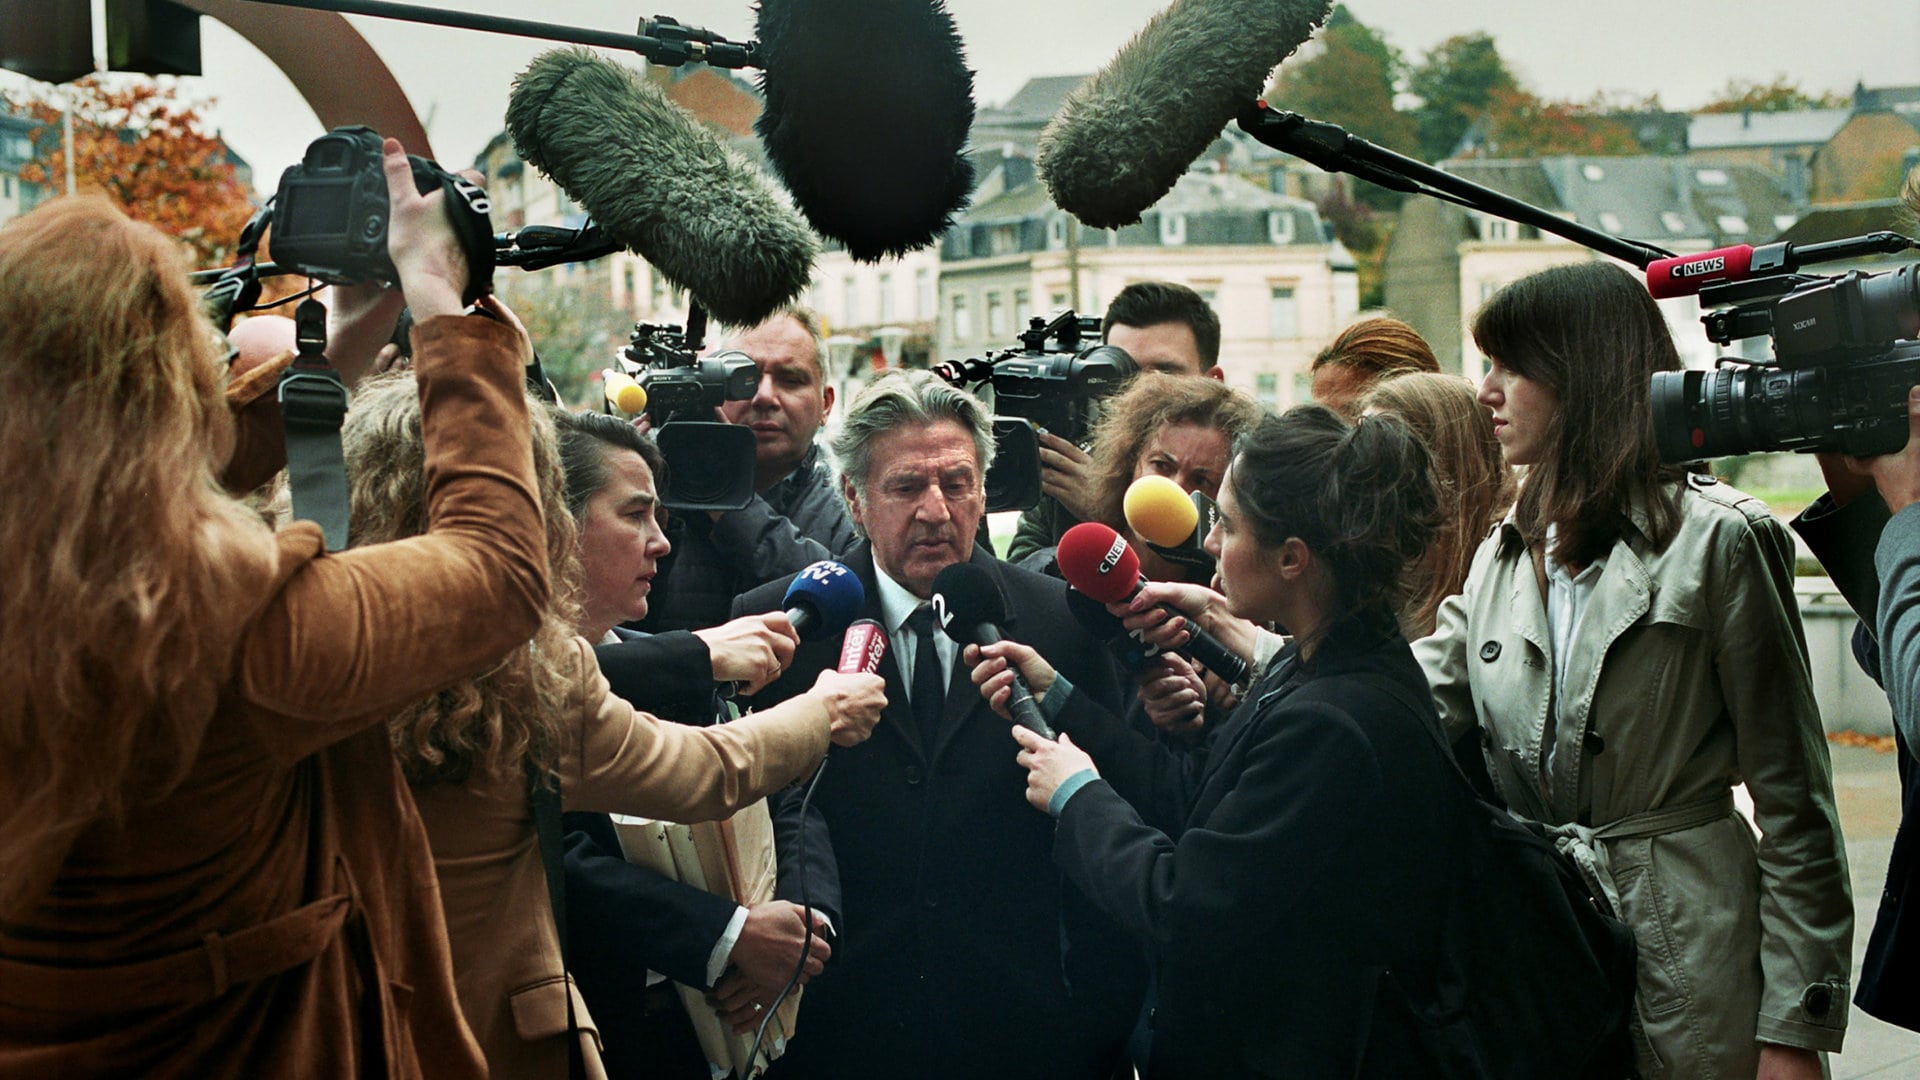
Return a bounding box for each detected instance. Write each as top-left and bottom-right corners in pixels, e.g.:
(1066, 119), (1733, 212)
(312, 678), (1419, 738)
(1479, 641), (1502, 662)
(1584, 731), (1606, 755)
(1802, 983), (1833, 1018)
(904, 766), (923, 785)
(923, 895), (939, 910)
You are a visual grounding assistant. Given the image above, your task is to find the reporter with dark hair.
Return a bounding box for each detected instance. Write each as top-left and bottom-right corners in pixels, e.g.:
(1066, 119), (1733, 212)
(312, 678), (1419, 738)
(1418, 261), (1850, 1078)
(0, 143), (547, 1076)
(1007, 281), (1224, 568)
(969, 406), (1471, 1078)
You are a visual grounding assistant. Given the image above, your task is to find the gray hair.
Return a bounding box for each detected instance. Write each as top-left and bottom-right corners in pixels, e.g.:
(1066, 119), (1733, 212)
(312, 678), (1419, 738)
(830, 369), (995, 498)
(722, 304), (828, 380)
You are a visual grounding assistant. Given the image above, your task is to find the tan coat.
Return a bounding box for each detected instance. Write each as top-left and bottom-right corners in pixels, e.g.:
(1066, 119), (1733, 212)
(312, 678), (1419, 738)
(413, 638), (831, 1080)
(1415, 476), (1852, 1077)
(0, 316), (549, 1079)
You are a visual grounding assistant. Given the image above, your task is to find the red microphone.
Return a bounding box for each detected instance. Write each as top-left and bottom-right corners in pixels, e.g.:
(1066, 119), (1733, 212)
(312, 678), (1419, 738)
(1645, 245), (1756, 298)
(1056, 522), (1248, 686)
(837, 618), (888, 675)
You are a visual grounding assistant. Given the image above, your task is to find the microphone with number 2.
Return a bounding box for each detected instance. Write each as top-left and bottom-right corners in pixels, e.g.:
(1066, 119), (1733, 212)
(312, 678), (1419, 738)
(1056, 522), (1250, 688)
(929, 563), (1055, 739)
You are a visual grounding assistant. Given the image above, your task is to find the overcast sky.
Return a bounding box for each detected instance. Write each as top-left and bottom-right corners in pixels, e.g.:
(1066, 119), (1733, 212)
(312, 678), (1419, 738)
(7, 0), (1918, 194)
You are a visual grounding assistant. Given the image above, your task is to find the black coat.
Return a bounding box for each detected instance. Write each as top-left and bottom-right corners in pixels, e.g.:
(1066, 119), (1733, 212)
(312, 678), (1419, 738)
(731, 543), (1145, 1080)
(1051, 616), (1465, 1078)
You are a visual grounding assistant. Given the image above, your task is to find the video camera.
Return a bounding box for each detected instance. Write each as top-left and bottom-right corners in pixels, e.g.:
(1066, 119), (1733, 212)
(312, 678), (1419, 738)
(934, 311), (1138, 511)
(604, 311), (761, 512)
(1652, 238), (1920, 462)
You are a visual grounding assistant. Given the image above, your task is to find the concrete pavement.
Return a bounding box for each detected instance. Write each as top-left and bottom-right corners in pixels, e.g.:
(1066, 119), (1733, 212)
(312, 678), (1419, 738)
(1828, 742), (1920, 1078)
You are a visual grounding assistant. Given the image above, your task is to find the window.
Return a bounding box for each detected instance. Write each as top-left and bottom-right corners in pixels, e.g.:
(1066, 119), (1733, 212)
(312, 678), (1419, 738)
(1267, 286), (1298, 339)
(1159, 212), (1187, 245)
(1050, 292), (1071, 309)
(1695, 168), (1729, 187)
(1013, 288), (1032, 329)
(916, 268), (934, 319)
(1773, 214), (1799, 234)
(878, 272), (894, 322)
(1197, 288), (1219, 309)
(1716, 214), (1749, 235)
(1479, 279), (1502, 303)
(987, 291), (1007, 337)
(1255, 373), (1279, 406)
(622, 265), (638, 308)
(1581, 164), (1606, 182)
(2, 176), (10, 198)
(1483, 217), (1512, 241)
(1047, 216), (1068, 249)
(651, 268), (668, 310)
(1660, 211), (1688, 234)
(843, 275), (859, 326)
(1598, 212), (1624, 234)
(950, 294), (971, 343)
(5, 135), (32, 159)
(990, 224), (1019, 255)
(1267, 211), (1295, 245)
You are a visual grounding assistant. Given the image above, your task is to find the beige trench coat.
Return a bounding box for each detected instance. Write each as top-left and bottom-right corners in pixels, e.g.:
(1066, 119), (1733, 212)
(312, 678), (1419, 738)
(1415, 476), (1851, 1078)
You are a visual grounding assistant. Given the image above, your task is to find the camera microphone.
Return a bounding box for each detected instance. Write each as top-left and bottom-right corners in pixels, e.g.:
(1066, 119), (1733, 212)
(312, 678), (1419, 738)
(506, 48), (818, 327)
(755, 0), (976, 261)
(1056, 522), (1248, 688)
(1037, 0), (1332, 229)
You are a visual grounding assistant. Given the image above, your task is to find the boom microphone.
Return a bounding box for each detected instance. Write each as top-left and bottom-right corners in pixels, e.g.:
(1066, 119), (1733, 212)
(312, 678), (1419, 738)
(782, 561), (867, 641)
(755, 0), (975, 261)
(1645, 245), (1762, 299)
(506, 48), (819, 326)
(929, 563), (1054, 738)
(1056, 523), (1249, 687)
(1036, 0), (1332, 229)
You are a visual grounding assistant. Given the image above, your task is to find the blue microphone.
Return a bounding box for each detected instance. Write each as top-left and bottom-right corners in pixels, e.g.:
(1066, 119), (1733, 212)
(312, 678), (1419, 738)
(782, 561), (866, 641)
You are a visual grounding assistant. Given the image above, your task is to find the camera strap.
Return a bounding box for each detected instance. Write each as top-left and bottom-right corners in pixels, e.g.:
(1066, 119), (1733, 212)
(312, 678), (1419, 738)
(278, 298), (354, 551)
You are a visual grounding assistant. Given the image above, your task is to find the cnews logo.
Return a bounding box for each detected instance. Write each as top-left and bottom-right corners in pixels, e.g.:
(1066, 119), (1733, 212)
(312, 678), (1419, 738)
(1099, 536), (1127, 575)
(1673, 256), (1726, 278)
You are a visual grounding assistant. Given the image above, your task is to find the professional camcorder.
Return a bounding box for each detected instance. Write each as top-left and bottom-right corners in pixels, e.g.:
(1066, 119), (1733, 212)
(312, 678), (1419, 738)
(1652, 241), (1920, 462)
(606, 315), (760, 512)
(271, 125), (495, 303)
(934, 311), (1138, 511)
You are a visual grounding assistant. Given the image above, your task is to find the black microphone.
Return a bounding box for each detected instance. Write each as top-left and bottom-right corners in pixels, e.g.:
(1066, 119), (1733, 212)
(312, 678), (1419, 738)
(754, 0), (976, 261)
(1037, 0), (1332, 229)
(929, 563), (1055, 738)
(506, 48), (819, 327)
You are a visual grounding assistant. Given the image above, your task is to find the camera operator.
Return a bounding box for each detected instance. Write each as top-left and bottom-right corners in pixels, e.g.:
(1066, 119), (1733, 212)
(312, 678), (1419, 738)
(636, 305), (858, 634)
(1787, 171), (1920, 1034)
(1006, 282), (1224, 567)
(548, 410), (835, 1080)
(0, 142), (550, 1076)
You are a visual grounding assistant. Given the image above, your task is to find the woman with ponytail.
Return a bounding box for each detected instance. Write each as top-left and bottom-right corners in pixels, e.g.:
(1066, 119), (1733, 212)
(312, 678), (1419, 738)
(1416, 261), (1850, 1079)
(966, 405), (1472, 1077)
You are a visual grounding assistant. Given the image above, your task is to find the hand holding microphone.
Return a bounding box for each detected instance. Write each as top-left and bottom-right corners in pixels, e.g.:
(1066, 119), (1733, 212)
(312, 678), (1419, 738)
(773, 562), (886, 745)
(693, 612), (801, 695)
(1124, 473), (1218, 573)
(931, 562), (1055, 738)
(1057, 523), (1250, 688)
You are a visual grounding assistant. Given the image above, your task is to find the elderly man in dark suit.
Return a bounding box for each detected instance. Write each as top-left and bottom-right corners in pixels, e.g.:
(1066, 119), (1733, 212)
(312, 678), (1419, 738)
(732, 370), (1143, 1080)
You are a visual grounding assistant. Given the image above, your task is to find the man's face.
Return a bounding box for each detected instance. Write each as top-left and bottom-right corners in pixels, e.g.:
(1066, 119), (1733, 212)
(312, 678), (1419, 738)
(843, 419), (986, 599)
(1105, 320), (1218, 378)
(720, 314), (834, 482)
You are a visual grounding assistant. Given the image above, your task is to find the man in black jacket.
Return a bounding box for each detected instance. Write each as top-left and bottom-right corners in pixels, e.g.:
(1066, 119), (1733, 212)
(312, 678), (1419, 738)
(638, 306), (858, 633)
(733, 370), (1143, 1080)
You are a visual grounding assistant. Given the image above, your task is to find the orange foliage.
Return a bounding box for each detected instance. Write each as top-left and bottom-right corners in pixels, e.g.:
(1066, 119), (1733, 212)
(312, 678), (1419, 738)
(12, 76), (256, 268)
(1470, 87), (1644, 159)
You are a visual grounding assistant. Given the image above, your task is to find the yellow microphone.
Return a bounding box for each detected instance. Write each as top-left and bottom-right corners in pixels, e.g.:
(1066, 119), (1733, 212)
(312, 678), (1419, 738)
(1124, 474), (1198, 548)
(604, 370), (649, 414)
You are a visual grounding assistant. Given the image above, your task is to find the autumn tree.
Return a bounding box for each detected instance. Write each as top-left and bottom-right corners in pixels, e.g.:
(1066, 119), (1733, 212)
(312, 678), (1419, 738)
(12, 75), (255, 267)
(1469, 87), (1644, 158)
(1267, 6), (1418, 157)
(495, 267), (632, 408)
(1406, 33), (1518, 161)
(1699, 77), (1848, 114)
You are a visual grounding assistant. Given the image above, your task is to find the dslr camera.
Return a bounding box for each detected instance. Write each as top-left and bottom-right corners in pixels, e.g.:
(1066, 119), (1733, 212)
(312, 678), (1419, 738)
(1652, 247), (1920, 462)
(271, 125), (495, 303)
(609, 317), (760, 512)
(934, 311), (1138, 511)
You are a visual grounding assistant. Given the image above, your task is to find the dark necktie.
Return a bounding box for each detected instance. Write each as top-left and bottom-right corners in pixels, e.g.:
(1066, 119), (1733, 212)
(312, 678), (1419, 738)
(906, 605), (944, 747)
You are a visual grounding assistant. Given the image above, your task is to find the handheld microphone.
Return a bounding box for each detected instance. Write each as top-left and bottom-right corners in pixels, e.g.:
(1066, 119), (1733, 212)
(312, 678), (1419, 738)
(837, 619), (888, 675)
(781, 561), (867, 642)
(928, 563), (1054, 738)
(1123, 474), (1218, 572)
(1065, 587), (1163, 673)
(603, 370), (648, 414)
(506, 48), (819, 326)
(754, 0), (975, 261)
(1056, 522), (1249, 687)
(1036, 0), (1332, 229)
